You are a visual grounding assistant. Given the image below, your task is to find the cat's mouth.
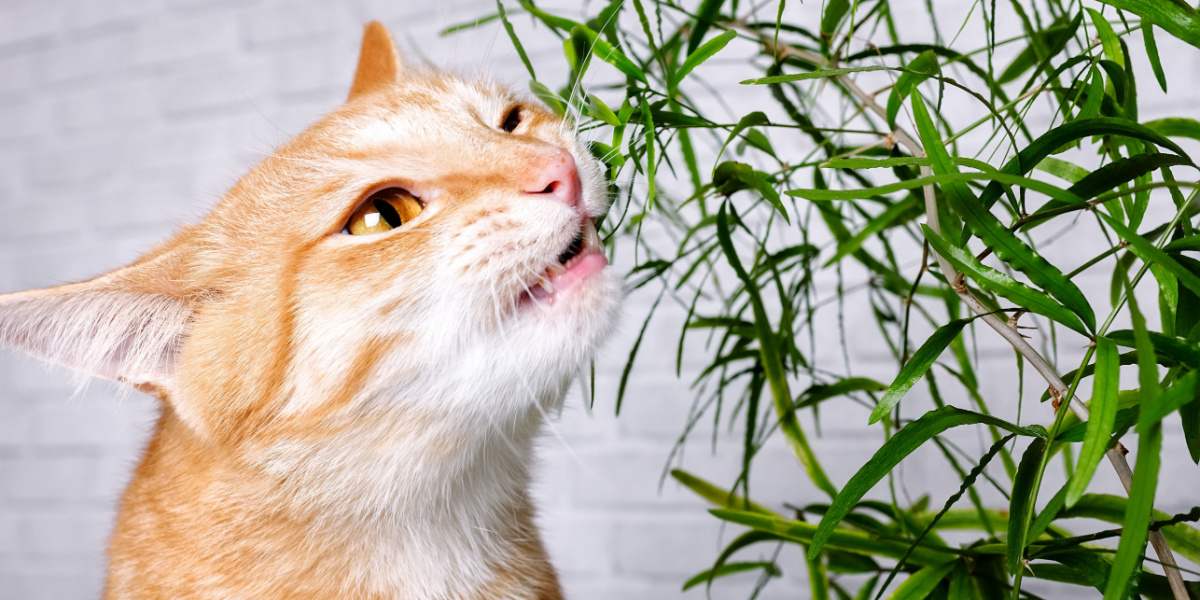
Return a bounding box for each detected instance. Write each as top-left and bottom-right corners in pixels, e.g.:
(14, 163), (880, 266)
(521, 218), (606, 306)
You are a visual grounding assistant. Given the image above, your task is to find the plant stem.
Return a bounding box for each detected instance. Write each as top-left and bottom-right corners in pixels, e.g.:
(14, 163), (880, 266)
(749, 30), (1189, 600)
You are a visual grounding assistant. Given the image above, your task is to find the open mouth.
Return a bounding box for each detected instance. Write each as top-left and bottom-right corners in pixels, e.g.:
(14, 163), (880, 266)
(523, 219), (607, 305)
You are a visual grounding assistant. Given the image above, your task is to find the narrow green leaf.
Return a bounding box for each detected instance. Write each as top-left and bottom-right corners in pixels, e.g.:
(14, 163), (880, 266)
(870, 319), (971, 424)
(439, 12), (502, 36)
(682, 561), (781, 591)
(1079, 67), (1104, 120)
(1102, 422), (1163, 599)
(808, 406), (1046, 560)
(672, 30), (737, 89)
(529, 80), (567, 115)
(714, 112), (771, 168)
(571, 25), (647, 83)
(1097, 0), (1200, 50)
(787, 171), (1082, 204)
(1103, 269), (1165, 598)
(1142, 24), (1169, 92)
(1066, 337), (1120, 507)
(741, 66), (887, 85)
(923, 226), (1089, 335)
(820, 0), (851, 41)
(911, 93), (1096, 332)
(1100, 214), (1200, 298)
(1087, 9), (1124, 66)
(588, 95), (621, 126)
(670, 469), (776, 514)
(997, 18), (1078, 83)
(717, 204), (834, 496)
(887, 50), (939, 127)
(496, 1), (536, 81)
(1145, 117), (1200, 142)
(889, 561), (956, 600)
(686, 0), (726, 54)
(1140, 371), (1199, 431)
(717, 508), (958, 566)
(1008, 437), (1047, 573)
(1036, 156), (1089, 183)
(826, 197), (919, 267)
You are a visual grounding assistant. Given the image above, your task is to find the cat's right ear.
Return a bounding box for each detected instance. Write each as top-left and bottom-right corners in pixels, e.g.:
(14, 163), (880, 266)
(348, 21), (402, 101)
(0, 233), (204, 394)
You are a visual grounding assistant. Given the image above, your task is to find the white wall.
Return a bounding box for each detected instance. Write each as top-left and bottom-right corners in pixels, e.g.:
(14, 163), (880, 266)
(0, 1), (1197, 599)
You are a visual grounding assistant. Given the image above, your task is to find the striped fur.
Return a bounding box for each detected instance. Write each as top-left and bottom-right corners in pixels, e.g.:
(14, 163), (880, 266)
(0, 22), (619, 599)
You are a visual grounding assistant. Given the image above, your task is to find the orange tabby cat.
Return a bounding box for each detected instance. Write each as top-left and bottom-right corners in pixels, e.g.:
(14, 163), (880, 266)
(0, 22), (620, 599)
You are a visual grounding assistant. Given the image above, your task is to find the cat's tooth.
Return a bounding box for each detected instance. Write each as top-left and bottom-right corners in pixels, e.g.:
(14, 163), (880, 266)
(584, 220), (601, 248)
(547, 263), (566, 277)
(540, 279), (555, 295)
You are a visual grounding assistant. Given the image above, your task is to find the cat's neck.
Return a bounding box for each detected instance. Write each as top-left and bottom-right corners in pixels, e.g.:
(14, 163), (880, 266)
(109, 400), (560, 598)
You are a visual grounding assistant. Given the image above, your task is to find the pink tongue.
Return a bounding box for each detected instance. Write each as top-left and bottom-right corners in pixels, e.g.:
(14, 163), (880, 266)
(552, 251), (607, 292)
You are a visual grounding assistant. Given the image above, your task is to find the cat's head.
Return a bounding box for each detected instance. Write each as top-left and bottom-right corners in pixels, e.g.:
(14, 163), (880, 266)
(0, 23), (621, 446)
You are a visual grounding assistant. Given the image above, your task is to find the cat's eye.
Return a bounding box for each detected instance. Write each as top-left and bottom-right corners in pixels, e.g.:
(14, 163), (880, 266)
(500, 105), (523, 133)
(344, 187), (423, 235)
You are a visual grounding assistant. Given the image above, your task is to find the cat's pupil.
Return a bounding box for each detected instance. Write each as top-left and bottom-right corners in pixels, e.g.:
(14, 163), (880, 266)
(501, 106), (522, 133)
(374, 197), (403, 228)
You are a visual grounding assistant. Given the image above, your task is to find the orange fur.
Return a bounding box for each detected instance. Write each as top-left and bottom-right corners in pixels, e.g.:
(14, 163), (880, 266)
(0, 21), (620, 599)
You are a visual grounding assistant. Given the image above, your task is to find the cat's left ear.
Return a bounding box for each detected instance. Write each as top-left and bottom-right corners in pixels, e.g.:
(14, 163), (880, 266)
(348, 21), (402, 100)
(0, 233), (203, 393)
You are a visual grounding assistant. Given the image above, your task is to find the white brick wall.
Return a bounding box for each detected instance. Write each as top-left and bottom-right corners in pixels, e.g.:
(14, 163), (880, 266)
(0, 1), (1197, 599)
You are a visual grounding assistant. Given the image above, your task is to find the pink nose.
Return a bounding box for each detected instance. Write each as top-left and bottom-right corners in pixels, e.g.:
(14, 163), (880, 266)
(524, 151), (581, 208)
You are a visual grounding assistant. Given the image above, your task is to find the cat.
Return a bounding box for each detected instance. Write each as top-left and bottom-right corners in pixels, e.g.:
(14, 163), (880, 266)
(0, 21), (620, 600)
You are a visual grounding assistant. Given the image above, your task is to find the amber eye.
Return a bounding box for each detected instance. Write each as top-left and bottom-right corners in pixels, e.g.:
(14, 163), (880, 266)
(500, 105), (523, 133)
(344, 187), (423, 235)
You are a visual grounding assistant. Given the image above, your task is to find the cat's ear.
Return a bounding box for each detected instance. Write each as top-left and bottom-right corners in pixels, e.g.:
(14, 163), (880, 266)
(348, 21), (402, 100)
(0, 235), (202, 393)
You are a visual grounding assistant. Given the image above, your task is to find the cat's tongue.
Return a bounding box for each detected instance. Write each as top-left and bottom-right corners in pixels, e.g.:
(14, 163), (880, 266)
(529, 222), (607, 304)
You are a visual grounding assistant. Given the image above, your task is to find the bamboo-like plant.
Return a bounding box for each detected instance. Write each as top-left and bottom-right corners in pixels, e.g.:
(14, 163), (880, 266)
(450, 1), (1200, 597)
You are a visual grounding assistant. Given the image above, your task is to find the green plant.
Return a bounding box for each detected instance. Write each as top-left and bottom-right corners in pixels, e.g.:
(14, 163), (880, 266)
(450, 1), (1200, 597)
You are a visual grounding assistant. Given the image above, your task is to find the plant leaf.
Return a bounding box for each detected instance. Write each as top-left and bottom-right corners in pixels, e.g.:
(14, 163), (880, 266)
(1007, 437), (1047, 575)
(1142, 24), (1168, 92)
(887, 50), (939, 127)
(922, 225), (1090, 334)
(682, 561), (781, 591)
(673, 30), (737, 89)
(911, 93), (1097, 332)
(1100, 213), (1200, 298)
(1145, 117), (1200, 142)
(1097, 0), (1200, 50)
(741, 66), (887, 85)
(809, 406), (1046, 560)
(870, 319), (971, 424)
(889, 561), (956, 600)
(1066, 337), (1119, 507)
(571, 25), (647, 83)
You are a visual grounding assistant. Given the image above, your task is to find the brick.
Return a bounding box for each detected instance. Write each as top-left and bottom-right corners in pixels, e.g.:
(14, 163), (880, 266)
(539, 513), (615, 577)
(132, 12), (241, 67)
(51, 78), (160, 133)
(28, 392), (157, 449)
(240, 2), (355, 48)
(19, 511), (114, 557)
(63, 0), (162, 33)
(159, 56), (272, 116)
(0, 568), (105, 600)
(0, 454), (133, 505)
(40, 27), (137, 85)
(0, 1), (63, 48)
(613, 515), (724, 577)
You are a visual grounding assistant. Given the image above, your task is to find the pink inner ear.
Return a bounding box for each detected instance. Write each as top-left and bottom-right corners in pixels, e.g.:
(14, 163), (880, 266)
(0, 289), (190, 387)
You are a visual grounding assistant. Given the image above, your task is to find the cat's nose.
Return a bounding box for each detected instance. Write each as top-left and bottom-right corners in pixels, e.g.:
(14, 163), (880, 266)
(523, 151), (581, 208)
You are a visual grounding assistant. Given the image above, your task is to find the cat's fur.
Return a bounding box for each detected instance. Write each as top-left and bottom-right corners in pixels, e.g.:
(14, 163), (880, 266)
(0, 22), (620, 599)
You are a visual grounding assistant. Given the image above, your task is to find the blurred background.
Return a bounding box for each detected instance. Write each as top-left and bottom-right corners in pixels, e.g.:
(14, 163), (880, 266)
(0, 1), (1197, 599)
